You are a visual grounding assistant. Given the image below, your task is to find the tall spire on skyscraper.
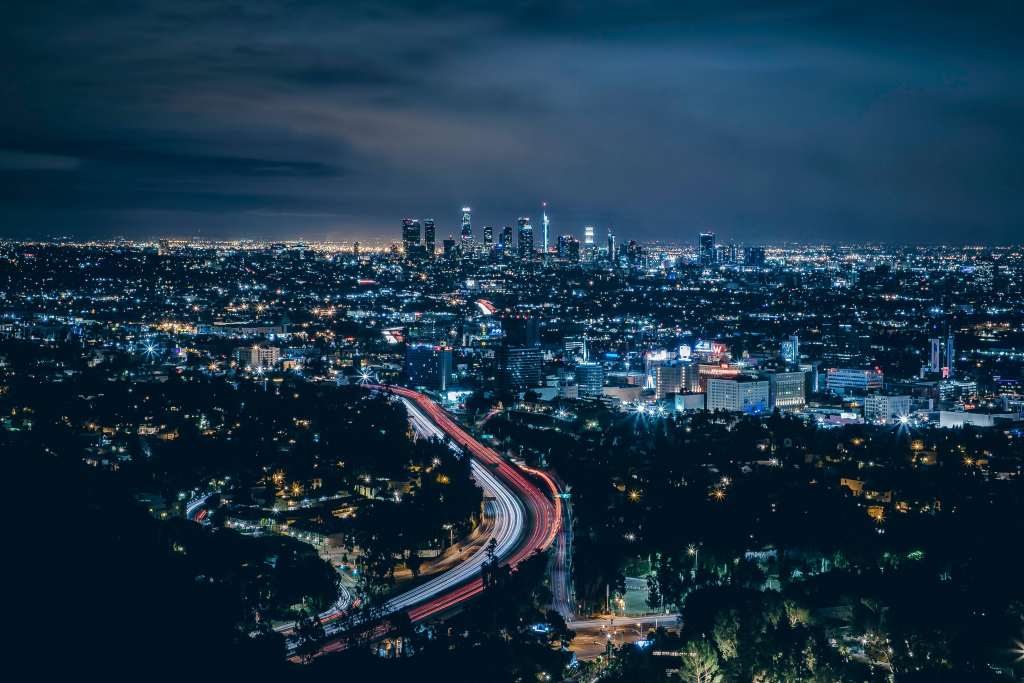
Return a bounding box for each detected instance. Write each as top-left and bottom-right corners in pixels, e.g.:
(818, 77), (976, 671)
(542, 202), (550, 264)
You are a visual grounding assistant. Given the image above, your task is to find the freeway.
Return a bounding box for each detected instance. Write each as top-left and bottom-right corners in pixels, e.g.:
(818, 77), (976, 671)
(379, 395), (526, 617)
(546, 476), (575, 621)
(315, 386), (559, 650)
(185, 386), (558, 655)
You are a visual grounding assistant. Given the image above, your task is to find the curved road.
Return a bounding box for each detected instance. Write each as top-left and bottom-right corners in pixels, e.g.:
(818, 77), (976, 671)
(187, 386), (561, 654)
(314, 386), (560, 652)
(185, 492), (357, 630)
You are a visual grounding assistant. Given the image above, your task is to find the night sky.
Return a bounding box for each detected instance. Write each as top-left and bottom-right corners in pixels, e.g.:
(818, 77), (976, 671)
(2, 1), (1022, 244)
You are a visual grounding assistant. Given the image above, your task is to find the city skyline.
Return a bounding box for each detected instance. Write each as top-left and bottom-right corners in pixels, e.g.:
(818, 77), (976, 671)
(7, 3), (1024, 679)
(3, 1), (1023, 243)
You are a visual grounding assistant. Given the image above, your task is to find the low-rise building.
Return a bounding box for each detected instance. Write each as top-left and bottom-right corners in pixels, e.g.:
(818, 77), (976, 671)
(863, 393), (911, 424)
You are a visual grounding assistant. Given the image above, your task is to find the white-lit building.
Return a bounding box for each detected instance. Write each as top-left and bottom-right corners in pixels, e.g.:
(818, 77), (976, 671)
(673, 393), (706, 412)
(233, 345), (280, 369)
(863, 394), (911, 424)
(766, 370), (806, 410)
(707, 377), (770, 414)
(826, 367), (883, 395)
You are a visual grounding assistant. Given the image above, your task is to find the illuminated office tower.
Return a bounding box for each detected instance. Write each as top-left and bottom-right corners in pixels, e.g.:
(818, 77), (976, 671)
(655, 361), (686, 400)
(780, 335), (800, 364)
(483, 225), (493, 248)
(497, 224), (513, 259)
(557, 234), (570, 259)
(497, 345), (543, 390)
(945, 332), (955, 379)
(698, 231), (716, 265)
(929, 338), (942, 373)
(402, 218), (421, 254)
(767, 370), (807, 410)
(423, 218), (436, 256)
(517, 217), (534, 259)
(404, 344), (453, 390)
(576, 362), (605, 398)
(584, 225), (595, 245)
(744, 246), (766, 267)
(826, 368), (883, 395)
(542, 202), (550, 261)
(460, 206), (473, 245)
(607, 227), (615, 261)
(707, 377), (769, 414)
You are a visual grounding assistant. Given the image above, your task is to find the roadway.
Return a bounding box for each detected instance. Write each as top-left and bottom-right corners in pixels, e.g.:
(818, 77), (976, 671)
(548, 482), (574, 621)
(185, 387), (559, 654)
(185, 491), (358, 631)
(313, 386), (560, 652)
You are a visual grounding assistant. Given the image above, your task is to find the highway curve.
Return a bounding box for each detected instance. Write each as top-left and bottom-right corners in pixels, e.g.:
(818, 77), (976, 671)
(314, 386), (560, 652)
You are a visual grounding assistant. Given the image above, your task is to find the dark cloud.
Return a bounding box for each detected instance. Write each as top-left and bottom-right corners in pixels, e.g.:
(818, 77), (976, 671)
(1, 0), (1022, 242)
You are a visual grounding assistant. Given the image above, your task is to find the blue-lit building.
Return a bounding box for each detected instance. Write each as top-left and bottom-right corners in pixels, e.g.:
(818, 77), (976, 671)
(405, 344), (453, 390)
(575, 362), (604, 398)
(497, 345), (543, 390)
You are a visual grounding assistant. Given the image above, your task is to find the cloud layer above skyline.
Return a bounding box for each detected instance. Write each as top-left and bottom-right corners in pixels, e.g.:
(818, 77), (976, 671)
(2, 1), (1022, 243)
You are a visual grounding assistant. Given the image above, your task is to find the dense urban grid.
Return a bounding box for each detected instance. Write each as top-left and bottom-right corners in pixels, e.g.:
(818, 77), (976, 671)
(6, 221), (1024, 681)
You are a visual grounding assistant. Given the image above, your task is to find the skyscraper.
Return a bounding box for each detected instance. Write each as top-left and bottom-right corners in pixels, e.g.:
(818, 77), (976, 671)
(460, 206), (473, 246)
(945, 332), (955, 379)
(423, 218), (436, 256)
(542, 202), (550, 262)
(483, 225), (493, 248)
(557, 234), (570, 259)
(607, 227), (615, 262)
(698, 232), (716, 266)
(497, 346), (543, 390)
(744, 246), (766, 267)
(584, 225), (595, 245)
(404, 344), (453, 390)
(499, 225), (513, 258)
(780, 335), (800, 364)
(517, 217), (534, 259)
(655, 362), (685, 400)
(576, 362), (605, 398)
(929, 338), (942, 373)
(402, 218), (421, 254)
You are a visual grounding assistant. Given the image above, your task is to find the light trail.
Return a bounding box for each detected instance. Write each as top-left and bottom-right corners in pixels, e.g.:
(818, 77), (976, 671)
(185, 492), (213, 520)
(314, 386), (560, 653)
